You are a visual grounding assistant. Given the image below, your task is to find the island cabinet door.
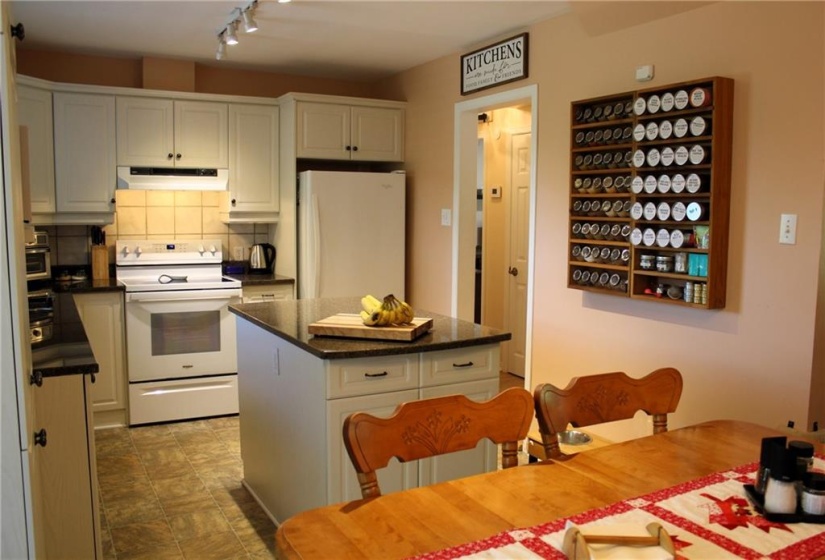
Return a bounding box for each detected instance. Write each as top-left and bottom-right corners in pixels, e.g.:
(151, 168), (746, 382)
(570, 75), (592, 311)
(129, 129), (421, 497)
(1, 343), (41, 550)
(418, 378), (500, 487)
(326, 389), (419, 503)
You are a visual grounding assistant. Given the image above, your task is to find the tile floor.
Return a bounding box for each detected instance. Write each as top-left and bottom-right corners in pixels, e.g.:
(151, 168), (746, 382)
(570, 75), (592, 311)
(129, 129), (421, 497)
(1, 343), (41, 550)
(95, 372), (527, 559)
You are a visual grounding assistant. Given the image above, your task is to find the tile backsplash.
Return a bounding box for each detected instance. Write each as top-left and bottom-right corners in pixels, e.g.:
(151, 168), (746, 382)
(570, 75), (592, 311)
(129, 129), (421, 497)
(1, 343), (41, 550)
(41, 190), (271, 268)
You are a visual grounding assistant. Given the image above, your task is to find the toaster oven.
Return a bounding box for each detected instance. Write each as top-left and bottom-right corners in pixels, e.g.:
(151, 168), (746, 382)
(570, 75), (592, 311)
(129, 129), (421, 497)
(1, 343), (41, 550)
(25, 230), (51, 281)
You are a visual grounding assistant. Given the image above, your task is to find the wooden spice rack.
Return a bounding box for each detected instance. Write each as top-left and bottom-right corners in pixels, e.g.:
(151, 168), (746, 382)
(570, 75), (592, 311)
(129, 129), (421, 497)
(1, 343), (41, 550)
(568, 77), (733, 309)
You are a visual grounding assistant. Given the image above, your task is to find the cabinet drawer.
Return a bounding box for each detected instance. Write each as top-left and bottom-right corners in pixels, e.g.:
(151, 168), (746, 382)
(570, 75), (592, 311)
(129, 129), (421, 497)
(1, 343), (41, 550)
(420, 344), (499, 387)
(242, 283), (293, 302)
(326, 354), (418, 399)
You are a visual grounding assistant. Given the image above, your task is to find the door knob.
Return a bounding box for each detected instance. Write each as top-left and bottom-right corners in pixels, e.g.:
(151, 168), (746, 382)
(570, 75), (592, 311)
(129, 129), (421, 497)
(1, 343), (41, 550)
(508, 266), (519, 277)
(33, 428), (47, 447)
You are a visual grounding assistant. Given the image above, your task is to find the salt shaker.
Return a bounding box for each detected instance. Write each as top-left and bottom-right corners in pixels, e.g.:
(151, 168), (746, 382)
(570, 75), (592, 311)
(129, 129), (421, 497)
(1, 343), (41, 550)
(764, 449), (799, 514)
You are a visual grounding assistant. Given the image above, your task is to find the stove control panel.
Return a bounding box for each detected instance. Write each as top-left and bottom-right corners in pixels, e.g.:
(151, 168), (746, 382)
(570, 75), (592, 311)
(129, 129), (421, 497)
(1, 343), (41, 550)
(116, 239), (223, 265)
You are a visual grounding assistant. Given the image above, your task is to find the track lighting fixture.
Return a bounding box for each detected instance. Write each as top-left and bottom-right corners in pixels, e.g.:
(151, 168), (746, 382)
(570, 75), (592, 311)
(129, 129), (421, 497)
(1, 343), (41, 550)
(224, 21), (239, 45)
(215, 0), (269, 61)
(241, 7), (258, 33)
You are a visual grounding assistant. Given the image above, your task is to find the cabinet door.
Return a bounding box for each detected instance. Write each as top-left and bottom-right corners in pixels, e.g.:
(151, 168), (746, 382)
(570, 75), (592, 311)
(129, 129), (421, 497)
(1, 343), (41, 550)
(174, 100), (228, 168)
(74, 292), (127, 426)
(228, 104), (279, 212)
(53, 93), (116, 213)
(418, 378), (499, 487)
(30, 374), (99, 559)
(295, 102), (350, 160)
(241, 283), (293, 302)
(116, 97), (175, 167)
(351, 106), (404, 162)
(326, 389), (419, 503)
(17, 86), (55, 213)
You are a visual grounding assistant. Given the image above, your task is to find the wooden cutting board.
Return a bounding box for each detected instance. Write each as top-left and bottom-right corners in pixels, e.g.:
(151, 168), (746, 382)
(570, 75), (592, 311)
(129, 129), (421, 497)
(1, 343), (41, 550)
(308, 313), (433, 341)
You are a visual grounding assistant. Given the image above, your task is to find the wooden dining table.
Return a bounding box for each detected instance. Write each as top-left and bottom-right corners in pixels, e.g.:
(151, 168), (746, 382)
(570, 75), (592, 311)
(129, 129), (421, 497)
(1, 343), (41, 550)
(274, 420), (815, 559)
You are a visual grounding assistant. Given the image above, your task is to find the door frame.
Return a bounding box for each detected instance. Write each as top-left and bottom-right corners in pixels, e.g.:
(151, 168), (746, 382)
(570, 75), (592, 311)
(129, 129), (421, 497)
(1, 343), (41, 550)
(451, 85), (537, 390)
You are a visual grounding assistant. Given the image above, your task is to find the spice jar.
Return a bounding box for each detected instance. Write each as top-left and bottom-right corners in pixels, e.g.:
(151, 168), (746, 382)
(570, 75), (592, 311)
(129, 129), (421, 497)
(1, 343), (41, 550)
(640, 255), (655, 270)
(656, 255), (674, 272)
(802, 473), (825, 515)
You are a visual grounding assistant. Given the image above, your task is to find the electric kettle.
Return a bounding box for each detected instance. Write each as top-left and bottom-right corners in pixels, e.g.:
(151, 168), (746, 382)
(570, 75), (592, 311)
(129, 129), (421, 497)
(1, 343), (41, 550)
(249, 243), (276, 274)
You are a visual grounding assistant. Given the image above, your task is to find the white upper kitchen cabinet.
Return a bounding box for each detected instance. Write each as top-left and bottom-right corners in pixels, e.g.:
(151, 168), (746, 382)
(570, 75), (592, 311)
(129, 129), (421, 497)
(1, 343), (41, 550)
(53, 92), (116, 213)
(116, 97), (228, 168)
(224, 103), (279, 221)
(296, 101), (404, 162)
(17, 85), (55, 214)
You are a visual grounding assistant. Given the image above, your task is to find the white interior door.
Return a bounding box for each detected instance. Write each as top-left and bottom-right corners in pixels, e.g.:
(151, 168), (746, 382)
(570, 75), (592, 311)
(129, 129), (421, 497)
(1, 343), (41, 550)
(504, 133), (531, 377)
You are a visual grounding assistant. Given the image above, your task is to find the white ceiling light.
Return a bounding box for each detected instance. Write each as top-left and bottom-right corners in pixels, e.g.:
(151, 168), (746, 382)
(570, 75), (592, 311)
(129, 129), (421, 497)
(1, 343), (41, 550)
(242, 7), (258, 33)
(224, 21), (239, 45)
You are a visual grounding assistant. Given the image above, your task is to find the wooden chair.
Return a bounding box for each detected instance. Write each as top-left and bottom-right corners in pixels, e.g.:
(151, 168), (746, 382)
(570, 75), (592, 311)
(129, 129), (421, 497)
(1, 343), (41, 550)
(533, 367), (683, 460)
(343, 387), (534, 498)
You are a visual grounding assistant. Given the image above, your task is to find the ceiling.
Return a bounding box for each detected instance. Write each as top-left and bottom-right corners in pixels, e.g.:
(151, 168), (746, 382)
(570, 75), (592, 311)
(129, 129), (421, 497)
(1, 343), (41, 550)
(8, 1), (570, 82)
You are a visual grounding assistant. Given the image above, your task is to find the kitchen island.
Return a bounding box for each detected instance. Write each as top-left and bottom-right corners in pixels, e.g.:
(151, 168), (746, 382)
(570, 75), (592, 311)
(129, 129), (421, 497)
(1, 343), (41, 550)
(229, 297), (511, 523)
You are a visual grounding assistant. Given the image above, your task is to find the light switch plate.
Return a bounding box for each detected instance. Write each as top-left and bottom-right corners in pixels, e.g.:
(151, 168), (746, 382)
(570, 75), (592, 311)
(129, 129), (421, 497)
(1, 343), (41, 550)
(780, 213), (797, 245)
(441, 209), (452, 226)
(491, 186), (502, 198)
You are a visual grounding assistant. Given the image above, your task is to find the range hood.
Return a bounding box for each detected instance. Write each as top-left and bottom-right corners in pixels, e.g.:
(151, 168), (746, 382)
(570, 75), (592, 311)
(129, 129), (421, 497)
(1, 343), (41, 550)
(117, 166), (228, 191)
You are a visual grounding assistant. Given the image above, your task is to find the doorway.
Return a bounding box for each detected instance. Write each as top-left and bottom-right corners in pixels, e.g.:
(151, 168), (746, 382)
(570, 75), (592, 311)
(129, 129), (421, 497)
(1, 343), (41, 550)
(452, 85), (538, 389)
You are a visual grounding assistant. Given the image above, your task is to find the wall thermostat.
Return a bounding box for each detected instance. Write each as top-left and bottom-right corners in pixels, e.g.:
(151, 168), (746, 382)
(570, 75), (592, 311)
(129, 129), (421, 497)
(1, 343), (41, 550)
(490, 186), (502, 198)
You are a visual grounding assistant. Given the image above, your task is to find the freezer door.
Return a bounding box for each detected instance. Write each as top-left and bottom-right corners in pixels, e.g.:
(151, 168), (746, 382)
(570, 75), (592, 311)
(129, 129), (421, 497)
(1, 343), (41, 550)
(299, 171), (405, 300)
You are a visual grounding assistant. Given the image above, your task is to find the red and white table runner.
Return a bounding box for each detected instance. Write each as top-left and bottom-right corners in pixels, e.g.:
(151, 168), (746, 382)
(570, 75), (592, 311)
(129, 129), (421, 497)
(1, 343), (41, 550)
(412, 459), (825, 559)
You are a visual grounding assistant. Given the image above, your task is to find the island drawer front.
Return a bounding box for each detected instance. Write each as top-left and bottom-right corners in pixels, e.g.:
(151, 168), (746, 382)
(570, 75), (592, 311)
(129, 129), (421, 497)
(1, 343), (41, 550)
(420, 344), (499, 388)
(326, 354), (419, 399)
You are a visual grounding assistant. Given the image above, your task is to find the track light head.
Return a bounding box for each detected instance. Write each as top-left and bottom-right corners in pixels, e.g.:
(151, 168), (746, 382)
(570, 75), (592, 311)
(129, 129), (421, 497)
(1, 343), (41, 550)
(225, 22), (239, 45)
(242, 9), (258, 33)
(216, 37), (227, 60)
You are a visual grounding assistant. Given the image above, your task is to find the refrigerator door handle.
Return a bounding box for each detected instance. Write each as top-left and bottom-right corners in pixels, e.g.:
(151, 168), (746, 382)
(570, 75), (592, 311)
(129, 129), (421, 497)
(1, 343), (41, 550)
(311, 193), (321, 298)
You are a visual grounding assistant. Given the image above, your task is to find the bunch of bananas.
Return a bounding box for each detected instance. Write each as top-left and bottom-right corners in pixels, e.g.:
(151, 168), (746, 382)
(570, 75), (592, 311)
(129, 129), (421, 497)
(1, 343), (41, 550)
(360, 294), (415, 327)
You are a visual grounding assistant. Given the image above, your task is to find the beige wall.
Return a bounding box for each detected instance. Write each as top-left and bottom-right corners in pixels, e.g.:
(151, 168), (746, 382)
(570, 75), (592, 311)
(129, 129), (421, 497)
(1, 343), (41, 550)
(381, 1), (825, 434)
(16, 48), (384, 99)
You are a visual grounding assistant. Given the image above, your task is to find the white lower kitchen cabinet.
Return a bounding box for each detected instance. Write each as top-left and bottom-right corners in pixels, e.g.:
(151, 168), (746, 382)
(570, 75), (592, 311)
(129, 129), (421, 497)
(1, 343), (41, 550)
(241, 282), (293, 302)
(30, 373), (101, 559)
(235, 317), (501, 523)
(74, 292), (128, 428)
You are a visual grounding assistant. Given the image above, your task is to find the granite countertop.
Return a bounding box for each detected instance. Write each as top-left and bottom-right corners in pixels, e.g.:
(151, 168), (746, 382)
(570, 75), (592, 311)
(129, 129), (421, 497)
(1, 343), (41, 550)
(229, 297), (511, 360)
(30, 291), (99, 379)
(224, 272), (295, 286)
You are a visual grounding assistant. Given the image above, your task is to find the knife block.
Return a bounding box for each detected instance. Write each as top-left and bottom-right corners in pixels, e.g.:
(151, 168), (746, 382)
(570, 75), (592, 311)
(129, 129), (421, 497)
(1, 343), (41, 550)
(91, 246), (109, 280)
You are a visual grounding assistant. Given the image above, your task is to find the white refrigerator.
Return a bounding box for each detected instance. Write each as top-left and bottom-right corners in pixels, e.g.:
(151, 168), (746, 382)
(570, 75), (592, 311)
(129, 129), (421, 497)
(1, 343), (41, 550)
(298, 170), (406, 299)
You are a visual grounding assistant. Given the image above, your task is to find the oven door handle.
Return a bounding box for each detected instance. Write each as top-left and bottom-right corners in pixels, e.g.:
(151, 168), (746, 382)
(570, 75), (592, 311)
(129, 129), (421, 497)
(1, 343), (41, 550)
(126, 291), (241, 303)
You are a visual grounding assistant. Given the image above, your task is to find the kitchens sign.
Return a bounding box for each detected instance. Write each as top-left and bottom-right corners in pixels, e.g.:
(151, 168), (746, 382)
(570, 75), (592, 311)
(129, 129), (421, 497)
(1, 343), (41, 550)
(461, 33), (528, 95)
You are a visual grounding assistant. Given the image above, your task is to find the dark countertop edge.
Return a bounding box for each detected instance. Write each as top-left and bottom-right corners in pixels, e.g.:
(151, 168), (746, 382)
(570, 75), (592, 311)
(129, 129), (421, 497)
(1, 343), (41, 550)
(35, 364), (100, 378)
(224, 273), (295, 286)
(230, 308), (511, 360)
(51, 280), (123, 294)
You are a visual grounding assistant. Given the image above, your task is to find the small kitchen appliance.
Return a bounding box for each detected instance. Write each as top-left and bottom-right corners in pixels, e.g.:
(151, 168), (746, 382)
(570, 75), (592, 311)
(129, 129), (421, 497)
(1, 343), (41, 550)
(116, 238), (242, 425)
(249, 243), (276, 274)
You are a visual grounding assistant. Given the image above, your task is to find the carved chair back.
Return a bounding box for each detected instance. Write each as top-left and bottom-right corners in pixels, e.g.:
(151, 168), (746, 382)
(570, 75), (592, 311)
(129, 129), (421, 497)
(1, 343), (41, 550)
(533, 367), (683, 460)
(343, 387), (534, 498)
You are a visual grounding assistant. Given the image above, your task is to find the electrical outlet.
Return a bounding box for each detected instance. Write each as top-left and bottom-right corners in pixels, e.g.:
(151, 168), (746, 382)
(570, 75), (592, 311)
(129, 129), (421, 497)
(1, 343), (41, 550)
(233, 246), (244, 260)
(779, 214), (797, 245)
(441, 209), (452, 226)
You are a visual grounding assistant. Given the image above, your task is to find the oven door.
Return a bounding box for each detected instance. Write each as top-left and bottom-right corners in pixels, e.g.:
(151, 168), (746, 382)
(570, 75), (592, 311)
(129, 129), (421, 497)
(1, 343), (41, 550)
(25, 247), (51, 280)
(125, 289), (240, 382)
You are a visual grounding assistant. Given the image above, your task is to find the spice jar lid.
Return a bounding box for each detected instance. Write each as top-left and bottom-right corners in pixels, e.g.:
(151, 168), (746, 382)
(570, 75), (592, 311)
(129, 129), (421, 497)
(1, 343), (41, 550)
(789, 440), (815, 458)
(805, 472), (825, 491)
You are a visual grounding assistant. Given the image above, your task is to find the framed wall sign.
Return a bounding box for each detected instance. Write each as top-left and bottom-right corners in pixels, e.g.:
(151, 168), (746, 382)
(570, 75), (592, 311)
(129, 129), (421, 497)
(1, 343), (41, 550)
(460, 33), (528, 95)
